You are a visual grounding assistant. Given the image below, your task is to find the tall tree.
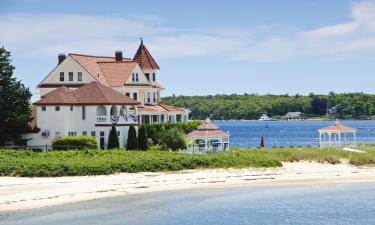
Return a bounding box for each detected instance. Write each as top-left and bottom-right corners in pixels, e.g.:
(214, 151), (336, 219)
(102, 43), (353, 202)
(126, 125), (138, 150)
(107, 126), (120, 149)
(138, 125), (148, 150)
(0, 46), (32, 145)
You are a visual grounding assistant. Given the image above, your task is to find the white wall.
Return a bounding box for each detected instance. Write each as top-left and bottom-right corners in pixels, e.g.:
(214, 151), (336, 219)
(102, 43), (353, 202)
(25, 105), (138, 148)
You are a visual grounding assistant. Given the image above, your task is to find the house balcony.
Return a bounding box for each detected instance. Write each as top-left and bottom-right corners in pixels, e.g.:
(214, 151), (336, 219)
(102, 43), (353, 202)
(96, 116), (107, 123)
(96, 115), (138, 124)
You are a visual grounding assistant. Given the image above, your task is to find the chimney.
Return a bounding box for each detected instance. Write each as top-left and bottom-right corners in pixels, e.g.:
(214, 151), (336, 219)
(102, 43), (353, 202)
(115, 51), (123, 61)
(58, 53), (66, 65)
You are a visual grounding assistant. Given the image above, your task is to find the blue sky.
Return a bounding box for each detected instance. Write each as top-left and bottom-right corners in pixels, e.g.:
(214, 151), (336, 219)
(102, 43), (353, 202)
(1, 0), (375, 101)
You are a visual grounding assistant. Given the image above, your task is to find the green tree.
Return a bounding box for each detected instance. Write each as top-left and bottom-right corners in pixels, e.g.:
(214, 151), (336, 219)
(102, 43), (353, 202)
(159, 128), (186, 151)
(138, 125), (148, 150)
(107, 126), (119, 149)
(0, 46), (32, 145)
(127, 125), (138, 150)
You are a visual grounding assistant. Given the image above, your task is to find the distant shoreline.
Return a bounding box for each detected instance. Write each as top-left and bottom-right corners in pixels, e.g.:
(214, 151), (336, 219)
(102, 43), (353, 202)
(1, 161), (375, 213)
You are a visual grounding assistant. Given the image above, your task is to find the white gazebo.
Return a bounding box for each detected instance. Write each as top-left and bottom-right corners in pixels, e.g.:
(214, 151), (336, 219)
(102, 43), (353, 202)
(318, 120), (357, 148)
(186, 118), (230, 153)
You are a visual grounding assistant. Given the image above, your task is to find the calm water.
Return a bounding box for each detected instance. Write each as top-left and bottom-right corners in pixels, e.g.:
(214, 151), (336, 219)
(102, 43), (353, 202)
(2, 183), (375, 225)
(214, 120), (375, 147)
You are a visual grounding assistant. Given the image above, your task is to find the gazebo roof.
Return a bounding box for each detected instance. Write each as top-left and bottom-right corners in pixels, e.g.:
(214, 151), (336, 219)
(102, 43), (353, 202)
(318, 120), (357, 133)
(196, 118), (219, 130)
(187, 118), (229, 138)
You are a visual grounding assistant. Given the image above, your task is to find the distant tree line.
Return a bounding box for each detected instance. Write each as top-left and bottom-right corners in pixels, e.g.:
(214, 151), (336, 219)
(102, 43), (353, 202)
(162, 92), (375, 120)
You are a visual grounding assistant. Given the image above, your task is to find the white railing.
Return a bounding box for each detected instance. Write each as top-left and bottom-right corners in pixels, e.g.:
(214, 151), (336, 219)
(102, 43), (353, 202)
(96, 116), (107, 123)
(186, 146), (229, 153)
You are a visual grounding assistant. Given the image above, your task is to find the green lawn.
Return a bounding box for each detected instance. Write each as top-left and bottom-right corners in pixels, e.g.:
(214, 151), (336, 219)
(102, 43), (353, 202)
(1, 146), (375, 177)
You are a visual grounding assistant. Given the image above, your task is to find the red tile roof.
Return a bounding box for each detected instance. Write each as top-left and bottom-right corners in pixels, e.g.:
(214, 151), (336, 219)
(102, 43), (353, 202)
(133, 40), (160, 70)
(71, 53), (131, 86)
(187, 129), (229, 138)
(138, 104), (189, 113)
(187, 118), (229, 137)
(97, 61), (138, 87)
(35, 82), (140, 105)
(319, 124), (357, 132)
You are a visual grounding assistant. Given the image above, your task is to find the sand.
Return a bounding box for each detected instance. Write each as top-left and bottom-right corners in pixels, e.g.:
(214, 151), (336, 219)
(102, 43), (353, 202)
(1, 161), (375, 212)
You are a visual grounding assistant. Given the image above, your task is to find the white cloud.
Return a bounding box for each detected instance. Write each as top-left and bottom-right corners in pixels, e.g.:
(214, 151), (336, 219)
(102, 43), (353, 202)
(1, 0), (375, 63)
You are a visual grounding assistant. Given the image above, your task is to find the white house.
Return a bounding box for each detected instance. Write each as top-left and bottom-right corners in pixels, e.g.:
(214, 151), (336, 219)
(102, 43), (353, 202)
(37, 39), (189, 124)
(25, 82), (140, 149)
(25, 40), (190, 148)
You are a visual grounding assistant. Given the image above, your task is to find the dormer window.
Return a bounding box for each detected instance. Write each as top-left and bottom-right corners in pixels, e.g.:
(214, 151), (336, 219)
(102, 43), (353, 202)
(145, 73), (150, 81)
(59, 72), (64, 82)
(152, 73), (156, 82)
(131, 73), (139, 82)
(69, 72), (73, 82)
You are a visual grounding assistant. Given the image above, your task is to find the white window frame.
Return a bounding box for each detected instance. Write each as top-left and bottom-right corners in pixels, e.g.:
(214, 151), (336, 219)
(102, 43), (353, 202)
(77, 72), (82, 82)
(68, 72), (74, 82)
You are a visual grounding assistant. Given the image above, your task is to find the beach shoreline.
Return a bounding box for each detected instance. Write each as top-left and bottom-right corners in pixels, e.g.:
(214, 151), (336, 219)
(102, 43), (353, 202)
(1, 161), (375, 213)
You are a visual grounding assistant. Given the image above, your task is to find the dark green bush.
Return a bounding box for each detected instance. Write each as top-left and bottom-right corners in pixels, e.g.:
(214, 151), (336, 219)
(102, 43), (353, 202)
(144, 121), (201, 144)
(138, 125), (148, 150)
(127, 125), (138, 150)
(107, 126), (119, 149)
(52, 136), (97, 150)
(159, 128), (186, 151)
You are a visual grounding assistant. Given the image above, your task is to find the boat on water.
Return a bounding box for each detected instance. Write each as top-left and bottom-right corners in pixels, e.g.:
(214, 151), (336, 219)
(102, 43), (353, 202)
(258, 114), (274, 121)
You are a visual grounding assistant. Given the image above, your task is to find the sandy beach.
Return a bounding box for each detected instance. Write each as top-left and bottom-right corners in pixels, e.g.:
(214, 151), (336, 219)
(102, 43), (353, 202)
(1, 161), (375, 213)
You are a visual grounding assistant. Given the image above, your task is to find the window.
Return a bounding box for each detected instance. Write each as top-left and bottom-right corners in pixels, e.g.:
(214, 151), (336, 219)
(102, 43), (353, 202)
(59, 72), (64, 81)
(153, 92), (156, 103)
(131, 73), (139, 82)
(152, 73), (156, 82)
(70, 106), (73, 111)
(82, 131), (87, 136)
(100, 131), (105, 137)
(41, 106), (46, 111)
(132, 73), (135, 82)
(147, 93), (151, 103)
(133, 93), (138, 101)
(82, 106), (86, 120)
(117, 131), (120, 136)
(55, 131), (61, 138)
(68, 132), (77, 136)
(55, 106), (60, 111)
(91, 131), (96, 137)
(77, 72), (82, 81)
(125, 92), (130, 97)
(69, 72), (73, 81)
(145, 73), (150, 81)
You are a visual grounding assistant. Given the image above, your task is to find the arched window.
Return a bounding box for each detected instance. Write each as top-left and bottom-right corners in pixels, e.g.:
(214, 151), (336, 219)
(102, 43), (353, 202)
(96, 106), (107, 116)
(110, 105), (118, 116)
(120, 105), (127, 117)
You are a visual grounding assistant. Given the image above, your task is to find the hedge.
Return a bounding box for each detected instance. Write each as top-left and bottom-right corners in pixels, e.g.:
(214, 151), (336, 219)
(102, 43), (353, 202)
(52, 136), (98, 150)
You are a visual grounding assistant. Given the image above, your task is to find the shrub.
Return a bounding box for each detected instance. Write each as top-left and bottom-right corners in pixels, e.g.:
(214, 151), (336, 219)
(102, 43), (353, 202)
(159, 128), (186, 151)
(144, 121), (201, 144)
(107, 126), (119, 149)
(127, 125), (138, 150)
(52, 136), (97, 150)
(138, 125), (148, 150)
